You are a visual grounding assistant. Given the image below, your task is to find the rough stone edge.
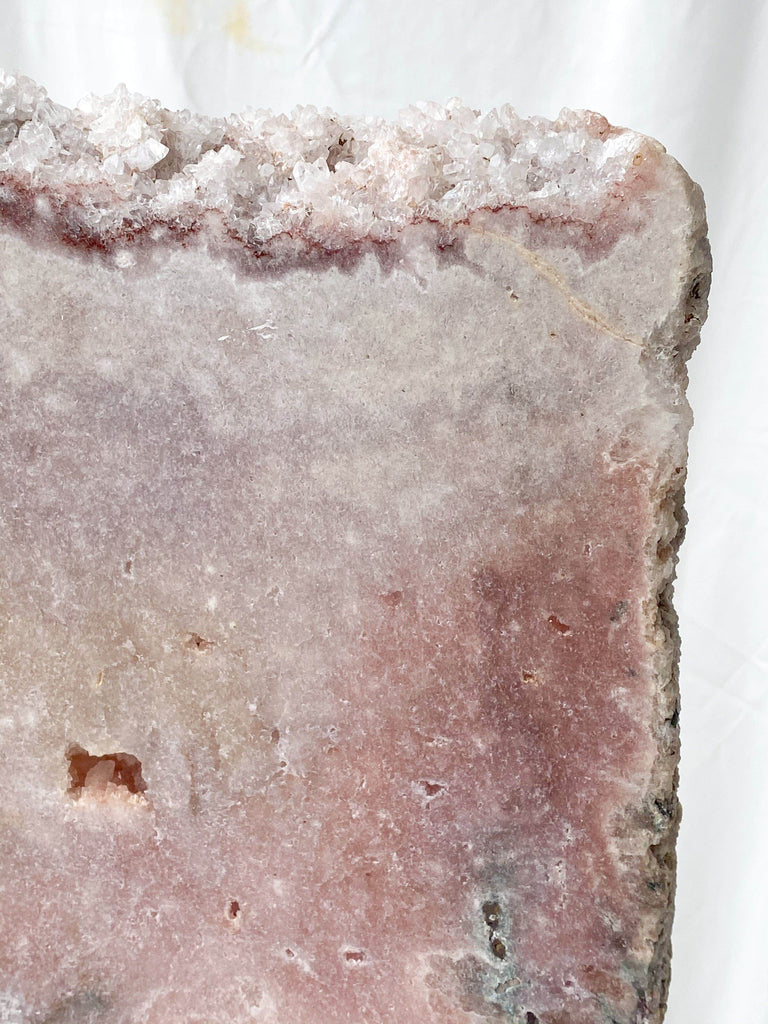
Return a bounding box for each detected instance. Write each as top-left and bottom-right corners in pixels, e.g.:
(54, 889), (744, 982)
(640, 165), (711, 1024)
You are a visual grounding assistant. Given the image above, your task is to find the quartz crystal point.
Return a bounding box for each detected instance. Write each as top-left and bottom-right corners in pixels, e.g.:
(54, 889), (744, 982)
(0, 72), (710, 1024)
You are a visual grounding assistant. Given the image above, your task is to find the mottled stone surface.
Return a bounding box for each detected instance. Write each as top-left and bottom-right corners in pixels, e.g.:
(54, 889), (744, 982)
(0, 74), (709, 1024)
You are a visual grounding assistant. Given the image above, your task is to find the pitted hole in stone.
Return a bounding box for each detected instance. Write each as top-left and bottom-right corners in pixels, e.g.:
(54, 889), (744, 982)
(343, 950), (366, 964)
(525, 1014), (539, 1024)
(187, 632), (216, 651)
(482, 901), (501, 929)
(610, 600), (628, 623)
(482, 900), (507, 960)
(66, 743), (146, 798)
(226, 899), (241, 922)
(418, 780), (445, 798)
(547, 614), (572, 635)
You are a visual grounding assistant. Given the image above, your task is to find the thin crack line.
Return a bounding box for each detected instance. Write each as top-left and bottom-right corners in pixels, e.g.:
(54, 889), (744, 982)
(469, 226), (644, 348)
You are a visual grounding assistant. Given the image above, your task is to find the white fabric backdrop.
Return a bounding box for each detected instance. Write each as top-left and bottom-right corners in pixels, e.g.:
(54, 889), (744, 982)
(1, 2), (766, 1021)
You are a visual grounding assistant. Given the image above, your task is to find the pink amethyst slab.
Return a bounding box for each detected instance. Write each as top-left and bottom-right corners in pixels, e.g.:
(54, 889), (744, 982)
(0, 74), (710, 1024)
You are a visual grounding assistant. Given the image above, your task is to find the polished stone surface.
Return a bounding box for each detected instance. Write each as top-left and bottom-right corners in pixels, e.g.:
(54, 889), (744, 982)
(0, 73), (709, 1024)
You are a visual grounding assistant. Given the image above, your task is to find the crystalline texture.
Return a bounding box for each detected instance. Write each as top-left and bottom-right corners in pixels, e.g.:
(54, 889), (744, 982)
(0, 72), (710, 1024)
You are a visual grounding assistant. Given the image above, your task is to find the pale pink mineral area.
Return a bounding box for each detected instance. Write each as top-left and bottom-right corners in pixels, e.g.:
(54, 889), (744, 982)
(0, 72), (710, 1024)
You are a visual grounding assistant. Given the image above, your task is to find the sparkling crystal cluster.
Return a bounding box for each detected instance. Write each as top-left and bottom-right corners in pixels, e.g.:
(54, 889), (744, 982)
(1, 71), (656, 250)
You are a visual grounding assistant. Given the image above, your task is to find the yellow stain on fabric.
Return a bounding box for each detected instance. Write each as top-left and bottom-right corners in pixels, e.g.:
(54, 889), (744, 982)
(223, 0), (272, 52)
(154, 0), (275, 52)
(156, 0), (192, 34)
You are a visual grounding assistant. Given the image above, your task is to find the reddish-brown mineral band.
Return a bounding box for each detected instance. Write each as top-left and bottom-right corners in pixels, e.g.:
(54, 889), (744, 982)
(0, 73), (710, 1024)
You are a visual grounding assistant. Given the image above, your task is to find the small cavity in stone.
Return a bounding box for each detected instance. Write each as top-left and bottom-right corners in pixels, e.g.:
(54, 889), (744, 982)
(418, 780), (445, 798)
(187, 632), (215, 651)
(610, 600), (629, 622)
(482, 901), (501, 928)
(547, 614), (572, 635)
(66, 743), (147, 798)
